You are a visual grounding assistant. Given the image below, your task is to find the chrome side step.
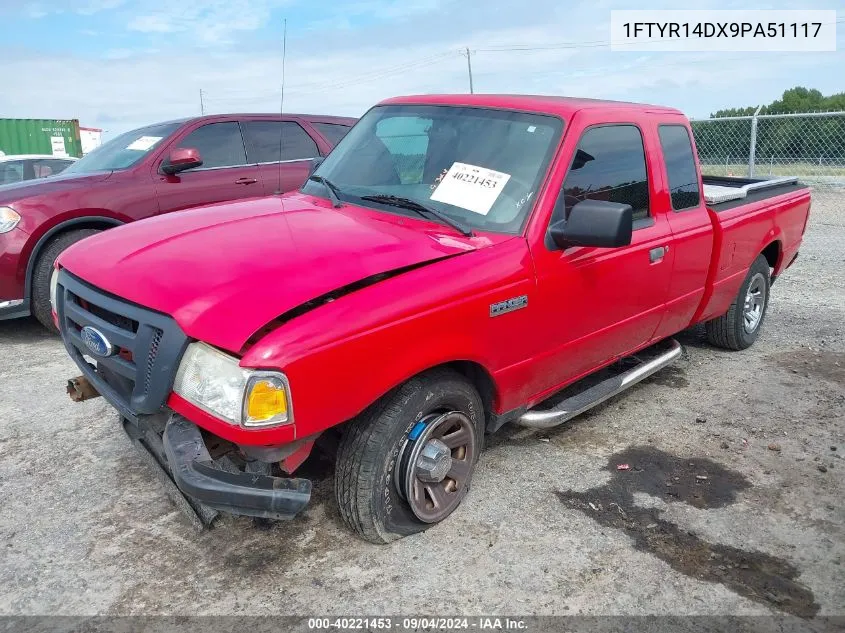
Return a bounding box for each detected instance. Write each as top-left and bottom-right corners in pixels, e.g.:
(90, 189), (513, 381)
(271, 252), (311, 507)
(515, 339), (683, 429)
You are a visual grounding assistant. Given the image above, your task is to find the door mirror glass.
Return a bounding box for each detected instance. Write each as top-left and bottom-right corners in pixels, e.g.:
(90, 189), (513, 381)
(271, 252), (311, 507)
(550, 199), (633, 249)
(162, 148), (203, 175)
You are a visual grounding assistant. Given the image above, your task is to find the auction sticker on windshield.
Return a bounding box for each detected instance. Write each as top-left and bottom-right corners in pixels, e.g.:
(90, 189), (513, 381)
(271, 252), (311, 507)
(430, 162), (511, 215)
(126, 136), (163, 151)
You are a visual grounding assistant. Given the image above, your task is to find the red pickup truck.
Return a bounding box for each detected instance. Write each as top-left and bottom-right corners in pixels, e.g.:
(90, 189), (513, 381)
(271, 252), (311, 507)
(56, 95), (810, 542)
(0, 113), (355, 330)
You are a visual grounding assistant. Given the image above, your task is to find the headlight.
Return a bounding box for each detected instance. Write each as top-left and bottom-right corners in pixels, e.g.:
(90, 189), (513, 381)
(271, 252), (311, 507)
(50, 267), (59, 311)
(0, 206), (21, 233)
(173, 342), (292, 428)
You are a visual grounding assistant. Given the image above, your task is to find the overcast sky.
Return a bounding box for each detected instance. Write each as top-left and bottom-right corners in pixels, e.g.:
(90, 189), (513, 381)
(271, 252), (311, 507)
(1, 0), (842, 139)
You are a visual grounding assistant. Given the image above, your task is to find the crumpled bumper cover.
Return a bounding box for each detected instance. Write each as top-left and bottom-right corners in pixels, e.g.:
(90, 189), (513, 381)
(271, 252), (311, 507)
(126, 413), (311, 527)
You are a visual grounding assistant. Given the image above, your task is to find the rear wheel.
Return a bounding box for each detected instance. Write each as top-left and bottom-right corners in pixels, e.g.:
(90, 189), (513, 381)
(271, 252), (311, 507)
(31, 229), (100, 332)
(334, 369), (484, 543)
(705, 254), (771, 350)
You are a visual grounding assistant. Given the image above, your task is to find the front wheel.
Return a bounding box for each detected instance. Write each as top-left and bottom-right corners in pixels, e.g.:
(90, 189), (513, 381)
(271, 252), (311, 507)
(334, 369), (484, 543)
(705, 254), (771, 350)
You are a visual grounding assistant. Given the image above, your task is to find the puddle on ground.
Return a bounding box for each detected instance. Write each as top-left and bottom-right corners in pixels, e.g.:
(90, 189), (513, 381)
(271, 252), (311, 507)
(766, 349), (845, 385)
(559, 447), (819, 618)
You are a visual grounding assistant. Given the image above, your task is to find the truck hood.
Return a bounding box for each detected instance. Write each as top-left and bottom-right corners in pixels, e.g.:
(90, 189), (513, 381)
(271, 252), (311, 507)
(0, 170), (112, 204)
(59, 192), (498, 353)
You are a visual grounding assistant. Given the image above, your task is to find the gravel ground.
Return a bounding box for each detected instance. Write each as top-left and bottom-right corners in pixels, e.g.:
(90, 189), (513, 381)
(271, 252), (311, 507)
(1, 193), (843, 619)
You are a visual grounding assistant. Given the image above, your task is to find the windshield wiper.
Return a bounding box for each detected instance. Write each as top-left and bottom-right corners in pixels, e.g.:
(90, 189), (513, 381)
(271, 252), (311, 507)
(308, 175), (343, 208)
(359, 194), (474, 237)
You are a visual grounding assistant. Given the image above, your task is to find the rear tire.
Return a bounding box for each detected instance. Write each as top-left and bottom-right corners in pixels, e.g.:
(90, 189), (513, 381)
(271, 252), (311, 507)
(31, 229), (100, 332)
(334, 368), (484, 543)
(705, 254), (771, 351)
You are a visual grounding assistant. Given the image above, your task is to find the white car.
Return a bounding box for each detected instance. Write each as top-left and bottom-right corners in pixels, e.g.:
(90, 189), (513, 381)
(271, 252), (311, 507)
(0, 154), (78, 186)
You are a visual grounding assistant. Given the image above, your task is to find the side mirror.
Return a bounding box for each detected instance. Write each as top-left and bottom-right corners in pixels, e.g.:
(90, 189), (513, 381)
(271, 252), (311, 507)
(162, 148), (203, 175)
(308, 156), (325, 176)
(549, 199), (633, 249)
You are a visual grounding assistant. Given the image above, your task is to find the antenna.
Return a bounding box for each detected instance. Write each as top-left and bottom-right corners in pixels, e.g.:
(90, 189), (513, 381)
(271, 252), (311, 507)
(464, 47), (474, 94)
(274, 18), (287, 195)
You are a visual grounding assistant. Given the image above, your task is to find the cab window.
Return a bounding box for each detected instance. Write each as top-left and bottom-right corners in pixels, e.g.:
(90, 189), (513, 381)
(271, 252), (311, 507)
(178, 122), (247, 169)
(241, 121), (320, 163)
(0, 160), (23, 184)
(558, 125), (650, 222)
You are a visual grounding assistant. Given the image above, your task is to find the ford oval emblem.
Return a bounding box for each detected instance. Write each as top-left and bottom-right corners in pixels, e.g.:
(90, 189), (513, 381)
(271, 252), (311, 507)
(81, 326), (115, 357)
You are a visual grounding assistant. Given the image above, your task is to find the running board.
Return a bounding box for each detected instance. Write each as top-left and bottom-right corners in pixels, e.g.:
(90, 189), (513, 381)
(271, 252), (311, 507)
(515, 339), (683, 429)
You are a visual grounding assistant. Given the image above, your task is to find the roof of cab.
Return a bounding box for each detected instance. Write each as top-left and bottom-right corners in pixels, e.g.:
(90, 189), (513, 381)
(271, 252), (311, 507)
(380, 94), (684, 118)
(182, 113), (358, 125)
(130, 113), (358, 131)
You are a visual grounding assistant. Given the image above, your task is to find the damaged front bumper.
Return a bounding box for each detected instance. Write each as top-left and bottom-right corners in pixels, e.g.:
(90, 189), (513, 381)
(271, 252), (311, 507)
(122, 413), (312, 529)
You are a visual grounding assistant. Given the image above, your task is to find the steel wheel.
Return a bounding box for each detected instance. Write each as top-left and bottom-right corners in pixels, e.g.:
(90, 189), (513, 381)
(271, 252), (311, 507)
(396, 411), (477, 524)
(743, 272), (767, 333)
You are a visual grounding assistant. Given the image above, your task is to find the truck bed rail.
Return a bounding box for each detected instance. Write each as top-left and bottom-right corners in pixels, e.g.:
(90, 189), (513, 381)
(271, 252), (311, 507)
(703, 176), (799, 204)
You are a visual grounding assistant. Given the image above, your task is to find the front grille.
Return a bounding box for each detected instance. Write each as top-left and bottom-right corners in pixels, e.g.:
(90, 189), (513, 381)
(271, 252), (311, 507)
(87, 300), (138, 333)
(57, 270), (189, 421)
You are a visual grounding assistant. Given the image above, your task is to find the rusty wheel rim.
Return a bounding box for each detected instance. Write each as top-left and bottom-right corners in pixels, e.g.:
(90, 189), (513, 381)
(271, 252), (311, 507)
(397, 411), (477, 524)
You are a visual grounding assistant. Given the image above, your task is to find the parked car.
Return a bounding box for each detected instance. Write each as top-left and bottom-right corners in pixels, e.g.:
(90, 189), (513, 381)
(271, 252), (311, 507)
(56, 94), (810, 541)
(0, 113), (356, 330)
(0, 154), (77, 185)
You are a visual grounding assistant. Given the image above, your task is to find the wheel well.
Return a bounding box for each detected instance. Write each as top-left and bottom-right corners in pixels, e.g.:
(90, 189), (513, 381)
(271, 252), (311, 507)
(316, 360), (498, 464)
(761, 241), (781, 270)
(25, 217), (123, 298)
(442, 360), (497, 418)
(54, 219), (117, 233)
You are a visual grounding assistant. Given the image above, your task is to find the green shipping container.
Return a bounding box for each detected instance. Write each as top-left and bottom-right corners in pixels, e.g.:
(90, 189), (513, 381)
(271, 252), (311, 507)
(0, 118), (83, 158)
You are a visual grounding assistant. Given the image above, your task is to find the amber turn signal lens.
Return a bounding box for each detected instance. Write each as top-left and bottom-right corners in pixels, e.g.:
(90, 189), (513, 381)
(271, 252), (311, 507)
(244, 377), (289, 426)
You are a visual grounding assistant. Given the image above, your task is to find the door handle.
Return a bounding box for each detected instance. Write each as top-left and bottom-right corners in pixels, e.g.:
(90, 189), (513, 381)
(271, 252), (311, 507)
(235, 177), (258, 185)
(649, 246), (668, 263)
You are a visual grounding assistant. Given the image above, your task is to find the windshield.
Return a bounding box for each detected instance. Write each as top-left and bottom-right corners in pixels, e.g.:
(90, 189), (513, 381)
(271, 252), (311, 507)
(63, 121), (181, 174)
(302, 105), (563, 234)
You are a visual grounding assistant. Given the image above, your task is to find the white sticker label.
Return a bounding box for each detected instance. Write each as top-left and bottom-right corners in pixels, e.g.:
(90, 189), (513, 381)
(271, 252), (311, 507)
(430, 162), (511, 215)
(50, 136), (68, 157)
(126, 136), (163, 151)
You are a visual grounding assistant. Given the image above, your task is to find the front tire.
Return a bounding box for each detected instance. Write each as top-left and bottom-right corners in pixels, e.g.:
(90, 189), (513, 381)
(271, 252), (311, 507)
(31, 229), (100, 332)
(705, 254), (771, 350)
(334, 369), (484, 543)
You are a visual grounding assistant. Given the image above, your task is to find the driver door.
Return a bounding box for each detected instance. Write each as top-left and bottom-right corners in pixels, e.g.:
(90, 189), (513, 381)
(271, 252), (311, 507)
(526, 118), (674, 396)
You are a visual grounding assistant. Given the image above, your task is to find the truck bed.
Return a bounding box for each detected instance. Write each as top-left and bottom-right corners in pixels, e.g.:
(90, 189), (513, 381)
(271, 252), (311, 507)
(693, 175), (811, 325)
(703, 175), (809, 211)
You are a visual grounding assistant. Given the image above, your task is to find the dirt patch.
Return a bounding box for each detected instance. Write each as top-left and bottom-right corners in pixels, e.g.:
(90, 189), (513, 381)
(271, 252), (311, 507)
(642, 364), (690, 388)
(559, 447), (820, 618)
(766, 349), (845, 385)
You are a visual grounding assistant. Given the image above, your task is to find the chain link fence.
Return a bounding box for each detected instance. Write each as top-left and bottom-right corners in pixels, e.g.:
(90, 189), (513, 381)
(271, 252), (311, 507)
(690, 111), (845, 190)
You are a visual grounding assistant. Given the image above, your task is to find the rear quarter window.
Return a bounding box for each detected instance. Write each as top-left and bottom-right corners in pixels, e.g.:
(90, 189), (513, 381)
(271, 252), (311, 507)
(658, 125), (701, 211)
(312, 122), (352, 147)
